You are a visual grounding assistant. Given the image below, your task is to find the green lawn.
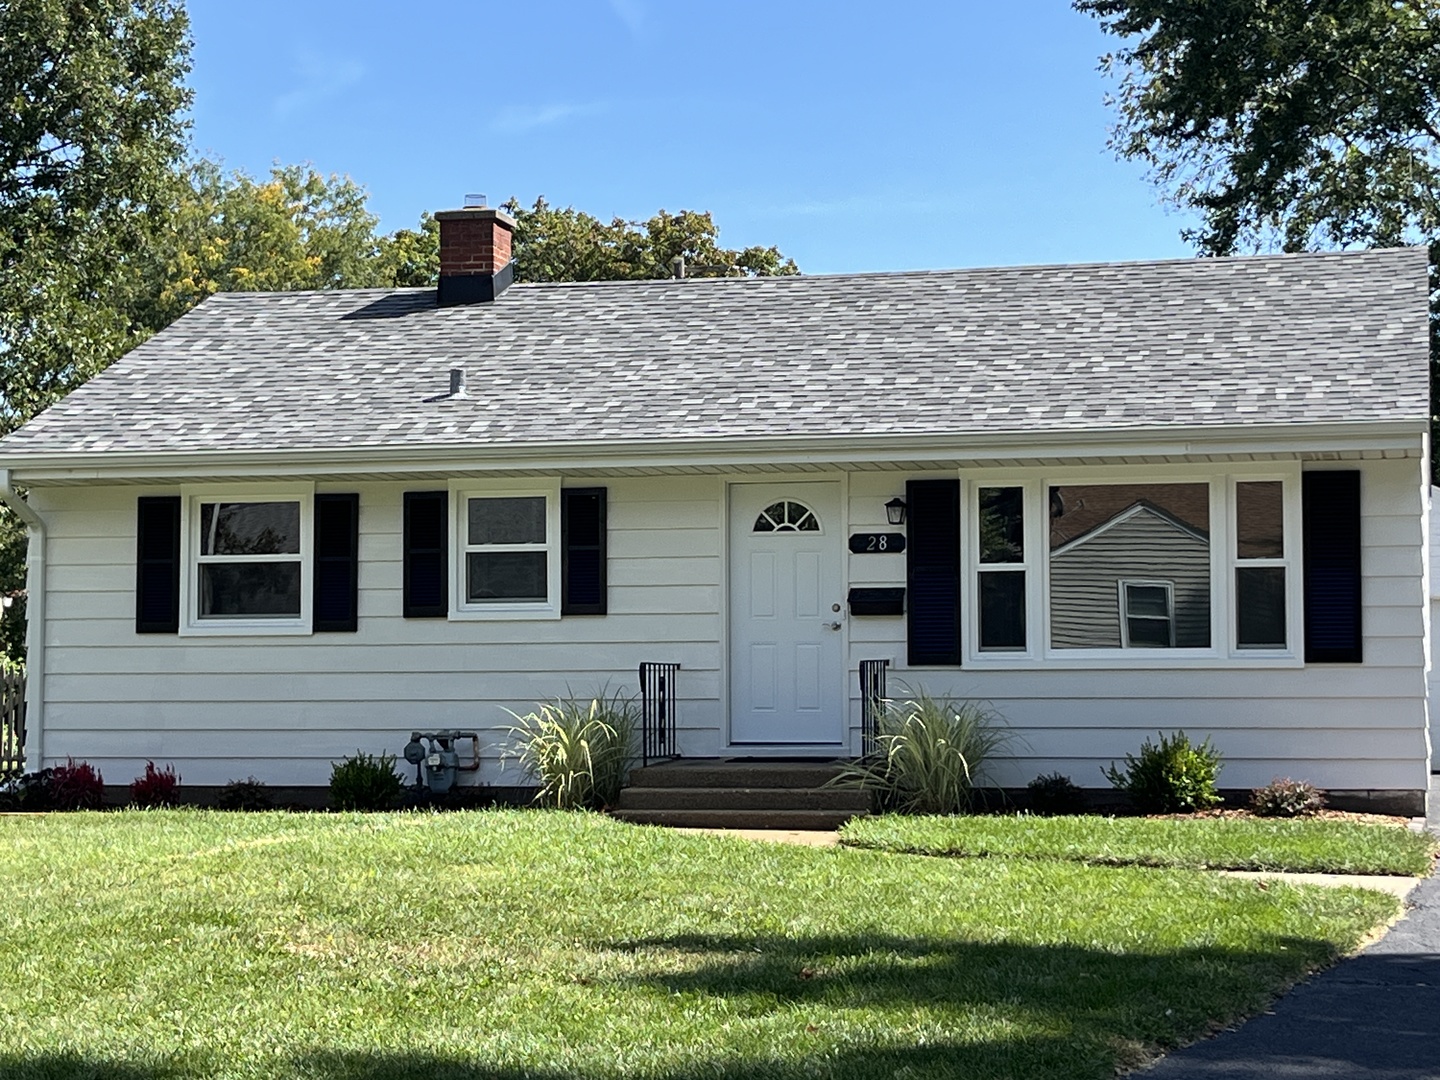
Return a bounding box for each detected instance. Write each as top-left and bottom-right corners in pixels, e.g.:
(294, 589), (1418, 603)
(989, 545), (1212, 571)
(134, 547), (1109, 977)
(0, 810), (1404, 1080)
(840, 813), (1438, 876)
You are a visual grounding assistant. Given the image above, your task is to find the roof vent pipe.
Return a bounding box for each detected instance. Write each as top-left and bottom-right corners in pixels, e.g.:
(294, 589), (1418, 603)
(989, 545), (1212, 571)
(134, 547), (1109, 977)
(449, 367), (468, 398)
(671, 255), (685, 279)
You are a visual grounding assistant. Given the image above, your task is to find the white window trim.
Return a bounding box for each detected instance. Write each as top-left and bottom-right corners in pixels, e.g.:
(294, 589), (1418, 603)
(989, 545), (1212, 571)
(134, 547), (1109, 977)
(1226, 474), (1302, 656)
(178, 483), (315, 637)
(450, 479), (562, 621)
(949, 463), (1304, 671)
(968, 483), (1036, 657)
(1118, 579), (1176, 648)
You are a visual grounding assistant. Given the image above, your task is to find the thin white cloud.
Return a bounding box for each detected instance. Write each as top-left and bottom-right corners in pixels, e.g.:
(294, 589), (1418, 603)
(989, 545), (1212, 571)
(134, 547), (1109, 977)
(608, 0), (646, 39)
(272, 51), (365, 119)
(490, 102), (605, 134)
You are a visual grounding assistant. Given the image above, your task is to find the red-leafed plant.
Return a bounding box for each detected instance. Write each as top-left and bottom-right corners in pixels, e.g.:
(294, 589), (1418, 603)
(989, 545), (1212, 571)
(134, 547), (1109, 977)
(50, 759), (106, 810)
(129, 761), (180, 808)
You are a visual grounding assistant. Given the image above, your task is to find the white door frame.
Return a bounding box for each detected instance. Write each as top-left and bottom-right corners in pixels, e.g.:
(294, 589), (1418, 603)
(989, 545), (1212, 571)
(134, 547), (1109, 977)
(722, 475), (850, 752)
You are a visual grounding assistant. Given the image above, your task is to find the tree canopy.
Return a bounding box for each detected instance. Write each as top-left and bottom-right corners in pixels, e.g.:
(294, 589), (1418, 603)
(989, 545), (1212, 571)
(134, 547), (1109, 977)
(0, 0), (192, 438)
(505, 197), (799, 282)
(131, 161), (394, 333)
(1074, 0), (1440, 255)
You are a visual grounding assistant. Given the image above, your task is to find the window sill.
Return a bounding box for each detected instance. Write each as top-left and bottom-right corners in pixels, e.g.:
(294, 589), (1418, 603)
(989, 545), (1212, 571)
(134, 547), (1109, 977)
(449, 605), (561, 622)
(902, 652), (1305, 671)
(181, 620), (312, 638)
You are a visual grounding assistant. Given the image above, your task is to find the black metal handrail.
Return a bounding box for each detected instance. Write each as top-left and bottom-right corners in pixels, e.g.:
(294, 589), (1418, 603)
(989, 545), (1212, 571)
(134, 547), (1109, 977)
(639, 661), (680, 767)
(858, 659), (890, 758)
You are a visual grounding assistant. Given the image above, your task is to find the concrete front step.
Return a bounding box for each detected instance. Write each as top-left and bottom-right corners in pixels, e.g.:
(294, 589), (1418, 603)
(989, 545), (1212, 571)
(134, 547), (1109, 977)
(615, 786), (871, 812)
(628, 760), (847, 790)
(611, 807), (866, 830)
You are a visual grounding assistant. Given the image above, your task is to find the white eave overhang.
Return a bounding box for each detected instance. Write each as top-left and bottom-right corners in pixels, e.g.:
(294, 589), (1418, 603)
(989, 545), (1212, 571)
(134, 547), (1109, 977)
(0, 419), (1427, 486)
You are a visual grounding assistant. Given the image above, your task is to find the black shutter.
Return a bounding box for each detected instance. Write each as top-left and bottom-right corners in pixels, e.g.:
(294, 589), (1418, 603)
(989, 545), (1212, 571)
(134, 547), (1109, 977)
(135, 496), (180, 634)
(906, 478), (961, 665)
(562, 487), (607, 615)
(1303, 471), (1362, 663)
(313, 494), (359, 632)
(403, 491), (448, 618)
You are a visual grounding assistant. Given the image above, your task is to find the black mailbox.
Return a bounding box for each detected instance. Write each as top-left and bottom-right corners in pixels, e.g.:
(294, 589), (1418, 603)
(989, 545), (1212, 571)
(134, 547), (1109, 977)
(848, 587), (905, 616)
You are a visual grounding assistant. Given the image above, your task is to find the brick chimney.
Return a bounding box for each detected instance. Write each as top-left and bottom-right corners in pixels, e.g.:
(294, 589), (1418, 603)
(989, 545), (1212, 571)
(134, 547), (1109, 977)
(435, 203), (516, 306)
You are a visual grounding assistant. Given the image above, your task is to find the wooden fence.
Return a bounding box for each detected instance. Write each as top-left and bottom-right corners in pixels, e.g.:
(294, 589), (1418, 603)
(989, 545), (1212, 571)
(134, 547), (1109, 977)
(1, 666), (23, 779)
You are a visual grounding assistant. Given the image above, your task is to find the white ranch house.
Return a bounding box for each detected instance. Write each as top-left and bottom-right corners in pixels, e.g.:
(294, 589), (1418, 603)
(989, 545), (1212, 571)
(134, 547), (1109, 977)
(0, 208), (1432, 813)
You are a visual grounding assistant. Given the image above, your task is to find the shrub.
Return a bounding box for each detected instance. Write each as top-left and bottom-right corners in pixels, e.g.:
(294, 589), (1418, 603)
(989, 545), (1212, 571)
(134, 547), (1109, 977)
(129, 761), (180, 808)
(1250, 777), (1326, 818)
(329, 752), (404, 811)
(833, 690), (1012, 815)
(217, 776), (274, 811)
(1103, 730), (1223, 813)
(507, 689), (639, 810)
(1027, 772), (1087, 816)
(0, 769), (53, 811)
(50, 759), (106, 810)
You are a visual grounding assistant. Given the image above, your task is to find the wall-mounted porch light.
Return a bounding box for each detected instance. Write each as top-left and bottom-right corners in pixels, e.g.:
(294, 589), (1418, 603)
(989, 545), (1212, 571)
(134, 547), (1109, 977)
(885, 497), (907, 526)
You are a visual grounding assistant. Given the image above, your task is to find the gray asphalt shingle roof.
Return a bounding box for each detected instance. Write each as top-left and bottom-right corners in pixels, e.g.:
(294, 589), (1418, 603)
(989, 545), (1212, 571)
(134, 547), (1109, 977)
(0, 247), (1428, 458)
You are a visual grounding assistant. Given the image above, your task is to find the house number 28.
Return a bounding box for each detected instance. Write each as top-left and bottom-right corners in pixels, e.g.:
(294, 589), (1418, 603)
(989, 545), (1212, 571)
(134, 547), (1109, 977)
(848, 533), (907, 554)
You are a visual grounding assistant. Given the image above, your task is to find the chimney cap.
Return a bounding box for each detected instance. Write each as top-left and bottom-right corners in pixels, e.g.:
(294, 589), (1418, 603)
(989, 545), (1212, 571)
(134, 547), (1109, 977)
(463, 193), (487, 208)
(434, 206), (517, 227)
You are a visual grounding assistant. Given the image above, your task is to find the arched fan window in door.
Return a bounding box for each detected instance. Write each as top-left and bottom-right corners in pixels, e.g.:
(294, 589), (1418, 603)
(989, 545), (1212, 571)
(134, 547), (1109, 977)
(753, 500), (820, 533)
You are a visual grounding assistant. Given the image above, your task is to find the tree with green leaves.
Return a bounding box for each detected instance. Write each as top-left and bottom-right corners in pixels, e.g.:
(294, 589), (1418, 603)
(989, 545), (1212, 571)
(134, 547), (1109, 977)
(131, 160), (391, 333)
(0, 0), (193, 436)
(375, 212), (441, 288)
(0, 0), (193, 662)
(505, 198), (799, 282)
(1074, 0), (1440, 255)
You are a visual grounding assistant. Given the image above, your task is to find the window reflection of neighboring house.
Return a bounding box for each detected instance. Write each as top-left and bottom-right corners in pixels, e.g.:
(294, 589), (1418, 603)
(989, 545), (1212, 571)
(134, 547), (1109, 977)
(1049, 502), (1211, 649)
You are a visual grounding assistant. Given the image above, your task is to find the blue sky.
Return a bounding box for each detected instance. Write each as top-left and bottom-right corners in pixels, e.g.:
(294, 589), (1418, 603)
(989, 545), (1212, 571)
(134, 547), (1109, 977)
(187, 0), (1199, 274)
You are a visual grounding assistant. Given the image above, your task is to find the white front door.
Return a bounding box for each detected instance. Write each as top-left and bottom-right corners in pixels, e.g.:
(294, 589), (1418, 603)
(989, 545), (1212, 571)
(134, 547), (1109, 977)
(729, 482), (845, 745)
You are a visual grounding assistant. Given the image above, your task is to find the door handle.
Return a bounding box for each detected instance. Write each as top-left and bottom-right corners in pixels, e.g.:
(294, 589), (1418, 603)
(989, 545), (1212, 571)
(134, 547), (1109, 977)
(824, 621), (843, 631)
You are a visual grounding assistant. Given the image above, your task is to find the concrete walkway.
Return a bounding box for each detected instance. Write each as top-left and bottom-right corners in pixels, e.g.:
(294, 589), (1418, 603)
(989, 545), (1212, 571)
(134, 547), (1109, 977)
(1141, 775), (1440, 1079)
(675, 828), (1423, 899)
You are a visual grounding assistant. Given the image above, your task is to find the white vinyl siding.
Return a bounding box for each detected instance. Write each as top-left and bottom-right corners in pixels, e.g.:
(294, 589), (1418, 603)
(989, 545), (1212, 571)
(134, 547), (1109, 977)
(27, 454), (1430, 797)
(35, 476), (725, 784)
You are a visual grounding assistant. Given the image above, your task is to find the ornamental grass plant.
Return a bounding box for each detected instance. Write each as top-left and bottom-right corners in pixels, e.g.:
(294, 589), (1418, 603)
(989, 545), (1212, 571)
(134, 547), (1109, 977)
(833, 689), (1013, 814)
(508, 688), (639, 810)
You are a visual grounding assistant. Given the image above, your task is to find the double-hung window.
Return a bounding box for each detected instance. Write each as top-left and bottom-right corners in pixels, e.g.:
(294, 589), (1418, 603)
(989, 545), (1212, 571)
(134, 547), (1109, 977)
(1232, 479), (1292, 651)
(975, 487), (1029, 652)
(181, 487), (313, 634)
(1118, 580), (1175, 647)
(453, 482), (562, 618)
